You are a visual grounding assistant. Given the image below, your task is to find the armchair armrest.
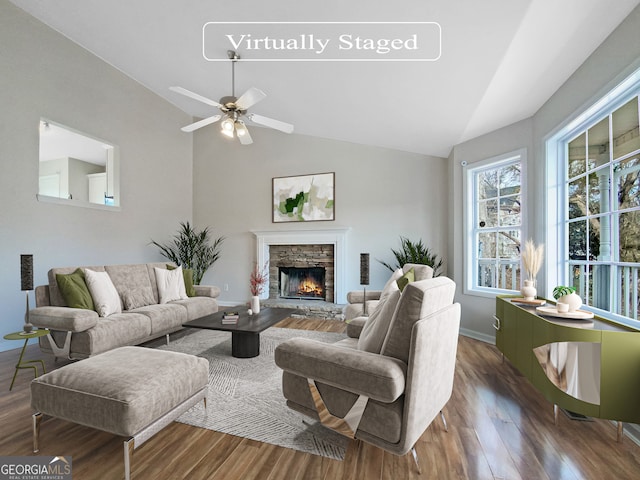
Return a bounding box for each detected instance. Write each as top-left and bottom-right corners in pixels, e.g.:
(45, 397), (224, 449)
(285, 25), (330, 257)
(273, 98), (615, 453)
(29, 306), (98, 332)
(345, 316), (367, 338)
(275, 338), (406, 403)
(346, 290), (382, 304)
(194, 285), (220, 298)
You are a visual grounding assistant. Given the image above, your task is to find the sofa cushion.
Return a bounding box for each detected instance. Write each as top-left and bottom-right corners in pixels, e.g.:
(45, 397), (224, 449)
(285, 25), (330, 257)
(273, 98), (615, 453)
(167, 264), (196, 297)
(104, 264), (156, 309)
(56, 268), (95, 310)
(396, 267), (415, 292)
(48, 266), (105, 307)
(129, 303), (187, 334)
(84, 269), (122, 317)
(155, 266), (188, 303)
(381, 277), (456, 363)
(357, 282), (401, 353)
(66, 312), (152, 356)
(121, 288), (156, 311)
(170, 296), (218, 321)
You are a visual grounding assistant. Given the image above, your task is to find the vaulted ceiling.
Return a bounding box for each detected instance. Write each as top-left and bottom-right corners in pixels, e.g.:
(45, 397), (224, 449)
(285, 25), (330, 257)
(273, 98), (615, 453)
(9, 0), (640, 157)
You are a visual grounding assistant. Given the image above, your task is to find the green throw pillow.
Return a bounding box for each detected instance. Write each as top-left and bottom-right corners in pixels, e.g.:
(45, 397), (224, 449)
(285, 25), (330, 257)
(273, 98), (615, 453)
(396, 267), (415, 292)
(167, 264), (196, 297)
(56, 268), (95, 310)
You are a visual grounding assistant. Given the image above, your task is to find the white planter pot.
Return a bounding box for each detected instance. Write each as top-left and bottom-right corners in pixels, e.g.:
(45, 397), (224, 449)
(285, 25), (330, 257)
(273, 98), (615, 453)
(521, 280), (537, 301)
(250, 296), (261, 314)
(558, 292), (582, 312)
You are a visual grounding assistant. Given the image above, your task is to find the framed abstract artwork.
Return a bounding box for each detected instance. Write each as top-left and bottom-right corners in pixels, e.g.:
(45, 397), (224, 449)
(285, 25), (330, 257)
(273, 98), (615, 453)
(272, 172), (335, 222)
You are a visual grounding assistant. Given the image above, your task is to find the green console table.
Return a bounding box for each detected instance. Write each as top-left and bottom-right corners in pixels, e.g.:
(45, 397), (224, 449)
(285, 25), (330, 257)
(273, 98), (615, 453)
(494, 296), (640, 441)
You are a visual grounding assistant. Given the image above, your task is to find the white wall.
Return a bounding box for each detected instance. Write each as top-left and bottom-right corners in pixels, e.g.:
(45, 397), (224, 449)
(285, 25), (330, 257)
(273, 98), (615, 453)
(0, 1), (194, 351)
(193, 126), (447, 305)
(448, 4), (640, 342)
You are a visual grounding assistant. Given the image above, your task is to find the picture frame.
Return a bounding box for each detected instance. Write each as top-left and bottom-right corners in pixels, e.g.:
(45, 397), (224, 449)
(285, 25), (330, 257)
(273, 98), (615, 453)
(272, 172), (335, 223)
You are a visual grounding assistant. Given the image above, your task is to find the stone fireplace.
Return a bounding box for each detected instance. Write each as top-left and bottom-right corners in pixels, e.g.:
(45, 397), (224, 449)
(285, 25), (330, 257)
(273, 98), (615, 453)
(269, 244), (334, 302)
(252, 229), (349, 304)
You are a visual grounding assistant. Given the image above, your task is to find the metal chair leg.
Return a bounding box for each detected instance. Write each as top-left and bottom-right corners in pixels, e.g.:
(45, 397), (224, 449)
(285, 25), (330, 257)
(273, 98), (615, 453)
(33, 412), (42, 453)
(411, 446), (422, 474)
(440, 410), (449, 432)
(124, 438), (134, 480)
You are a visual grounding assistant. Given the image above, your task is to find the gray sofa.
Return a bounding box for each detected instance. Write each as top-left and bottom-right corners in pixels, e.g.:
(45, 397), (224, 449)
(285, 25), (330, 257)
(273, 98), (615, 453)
(30, 263), (220, 359)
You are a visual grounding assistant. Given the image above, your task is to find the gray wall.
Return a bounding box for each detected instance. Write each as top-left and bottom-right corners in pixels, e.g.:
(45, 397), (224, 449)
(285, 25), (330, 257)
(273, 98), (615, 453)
(193, 126), (447, 305)
(0, 1), (193, 351)
(448, 5), (640, 342)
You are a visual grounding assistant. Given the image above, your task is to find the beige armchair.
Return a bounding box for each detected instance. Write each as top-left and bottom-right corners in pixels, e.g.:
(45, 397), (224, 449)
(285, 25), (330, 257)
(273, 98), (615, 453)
(343, 263), (434, 321)
(275, 276), (460, 471)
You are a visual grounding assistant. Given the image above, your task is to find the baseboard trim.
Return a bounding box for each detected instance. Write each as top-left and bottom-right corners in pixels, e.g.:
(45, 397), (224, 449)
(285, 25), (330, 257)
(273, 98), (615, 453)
(459, 328), (495, 345)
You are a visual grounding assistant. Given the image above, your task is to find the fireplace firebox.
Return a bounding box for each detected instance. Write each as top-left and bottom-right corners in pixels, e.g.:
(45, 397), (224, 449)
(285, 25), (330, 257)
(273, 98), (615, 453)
(279, 267), (326, 300)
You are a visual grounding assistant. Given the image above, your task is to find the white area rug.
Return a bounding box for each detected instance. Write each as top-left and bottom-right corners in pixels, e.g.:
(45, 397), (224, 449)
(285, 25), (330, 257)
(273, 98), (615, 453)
(158, 327), (350, 460)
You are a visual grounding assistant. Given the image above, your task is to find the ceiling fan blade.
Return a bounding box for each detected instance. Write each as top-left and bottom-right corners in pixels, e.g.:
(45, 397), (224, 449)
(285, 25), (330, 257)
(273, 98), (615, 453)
(247, 113), (294, 134)
(237, 125), (253, 145)
(170, 86), (222, 108)
(180, 115), (221, 132)
(235, 87), (267, 110)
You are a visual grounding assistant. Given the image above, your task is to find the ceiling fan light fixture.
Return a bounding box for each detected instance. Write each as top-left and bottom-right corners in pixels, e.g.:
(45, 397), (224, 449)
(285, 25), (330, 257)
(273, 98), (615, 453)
(235, 120), (248, 137)
(221, 116), (234, 132)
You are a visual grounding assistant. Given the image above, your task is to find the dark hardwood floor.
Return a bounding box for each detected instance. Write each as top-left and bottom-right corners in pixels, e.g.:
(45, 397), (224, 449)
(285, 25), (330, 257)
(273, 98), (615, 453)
(1, 318), (639, 479)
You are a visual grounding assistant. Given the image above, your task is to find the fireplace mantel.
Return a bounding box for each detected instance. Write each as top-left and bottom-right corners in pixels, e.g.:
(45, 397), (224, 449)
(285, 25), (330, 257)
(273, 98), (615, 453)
(252, 228), (349, 303)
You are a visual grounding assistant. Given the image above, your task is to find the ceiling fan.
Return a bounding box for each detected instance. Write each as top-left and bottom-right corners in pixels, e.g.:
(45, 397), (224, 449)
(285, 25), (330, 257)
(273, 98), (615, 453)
(170, 50), (294, 145)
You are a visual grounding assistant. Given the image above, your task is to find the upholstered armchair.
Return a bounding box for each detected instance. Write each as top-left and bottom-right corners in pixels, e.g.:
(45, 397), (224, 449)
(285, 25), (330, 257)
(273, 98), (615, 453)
(275, 276), (460, 470)
(343, 263), (433, 321)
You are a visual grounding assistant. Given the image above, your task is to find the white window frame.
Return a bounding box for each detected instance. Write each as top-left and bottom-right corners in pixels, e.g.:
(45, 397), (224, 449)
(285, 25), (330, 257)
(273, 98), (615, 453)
(545, 67), (640, 329)
(464, 148), (527, 298)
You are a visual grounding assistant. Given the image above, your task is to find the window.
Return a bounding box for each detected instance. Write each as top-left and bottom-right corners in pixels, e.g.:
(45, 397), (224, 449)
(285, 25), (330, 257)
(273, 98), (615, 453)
(465, 150), (525, 295)
(563, 96), (640, 321)
(547, 69), (640, 327)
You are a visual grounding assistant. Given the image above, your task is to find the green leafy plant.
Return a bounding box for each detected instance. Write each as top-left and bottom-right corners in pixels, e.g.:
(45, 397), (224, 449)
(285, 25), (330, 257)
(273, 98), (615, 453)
(150, 221), (224, 285)
(553, 285), (576, 300)
(379, 236), (444, 277)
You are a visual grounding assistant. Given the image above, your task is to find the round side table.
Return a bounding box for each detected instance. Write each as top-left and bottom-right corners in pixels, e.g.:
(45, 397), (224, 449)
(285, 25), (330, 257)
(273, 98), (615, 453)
(3, 329), (49, 391)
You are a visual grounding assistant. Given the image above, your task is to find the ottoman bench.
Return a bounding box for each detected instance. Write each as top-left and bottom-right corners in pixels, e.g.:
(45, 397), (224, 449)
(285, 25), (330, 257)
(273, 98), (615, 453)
(31, 346), (208, 480)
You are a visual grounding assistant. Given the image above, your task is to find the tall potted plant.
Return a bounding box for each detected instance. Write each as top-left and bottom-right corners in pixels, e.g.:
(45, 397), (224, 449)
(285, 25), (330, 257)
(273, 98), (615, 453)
(379, 236), (444, 276)
(150, 221), (224, 284)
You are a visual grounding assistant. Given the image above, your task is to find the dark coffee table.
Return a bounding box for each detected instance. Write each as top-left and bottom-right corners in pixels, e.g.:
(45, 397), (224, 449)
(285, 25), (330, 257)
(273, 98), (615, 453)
(182, 307), (296, 358)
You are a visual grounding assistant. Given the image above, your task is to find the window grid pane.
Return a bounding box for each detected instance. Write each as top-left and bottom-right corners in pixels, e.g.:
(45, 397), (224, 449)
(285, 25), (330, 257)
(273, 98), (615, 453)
(563, 95), (640, 323)
(472, 159), (522, 291)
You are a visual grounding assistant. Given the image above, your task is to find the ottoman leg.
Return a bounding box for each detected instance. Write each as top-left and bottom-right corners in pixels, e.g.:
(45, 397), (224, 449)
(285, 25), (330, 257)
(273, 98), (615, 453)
(124, 438), (135, 480)
(33, 412), (42, 453)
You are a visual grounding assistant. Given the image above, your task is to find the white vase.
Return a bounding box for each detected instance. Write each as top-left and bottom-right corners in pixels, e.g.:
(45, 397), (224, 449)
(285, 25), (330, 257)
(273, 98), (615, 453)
(521, 280), (537, 301)
(558, 292), (581, 312)
(250, 296), (260, 314)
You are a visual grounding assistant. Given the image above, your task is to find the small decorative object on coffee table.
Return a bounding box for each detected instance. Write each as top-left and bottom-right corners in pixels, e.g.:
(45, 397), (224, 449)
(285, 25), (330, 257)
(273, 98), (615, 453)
(3, 329), (48, 391)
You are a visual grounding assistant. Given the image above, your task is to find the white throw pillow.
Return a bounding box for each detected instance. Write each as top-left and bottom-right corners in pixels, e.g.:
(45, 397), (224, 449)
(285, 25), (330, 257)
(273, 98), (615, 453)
(155, 266), (188, 304)
(357, 281), (402, 353)
(84, 269), (122, 317)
